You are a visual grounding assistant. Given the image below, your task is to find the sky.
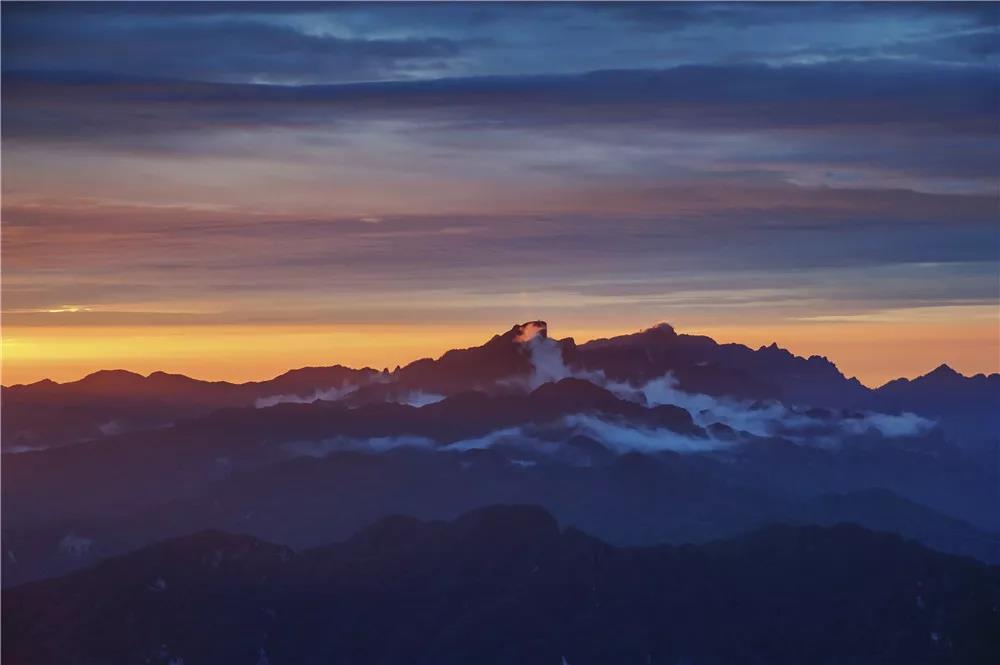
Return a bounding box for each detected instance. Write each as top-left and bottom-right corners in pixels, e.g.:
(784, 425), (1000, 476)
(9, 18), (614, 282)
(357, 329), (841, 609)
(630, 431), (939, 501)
(2, 1), (998, 386)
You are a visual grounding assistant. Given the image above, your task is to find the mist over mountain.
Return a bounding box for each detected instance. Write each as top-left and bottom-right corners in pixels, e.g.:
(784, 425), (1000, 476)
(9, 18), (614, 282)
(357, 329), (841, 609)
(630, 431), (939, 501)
(4, 321), (994, 450)
(3, 321), (998, 663)
(2, 365), (380, 450)
(5, 0), (998, 661)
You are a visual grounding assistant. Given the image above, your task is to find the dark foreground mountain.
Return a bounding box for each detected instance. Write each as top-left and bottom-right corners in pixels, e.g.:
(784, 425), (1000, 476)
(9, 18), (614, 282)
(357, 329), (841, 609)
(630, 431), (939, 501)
(5, 505), (999, 665)
(5, 444), (999, 587)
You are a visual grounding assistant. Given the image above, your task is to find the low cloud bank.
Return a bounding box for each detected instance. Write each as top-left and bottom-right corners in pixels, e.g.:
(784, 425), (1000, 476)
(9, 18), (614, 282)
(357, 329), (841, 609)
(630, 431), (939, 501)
(395, 391), (446, 407)
(255, 385), (356, 408)
(282, 416), (727, 461)
(283, 435), (436, 457)
(841, 412), (935, 438)
(561, 414), (730, 453)
(271, 332), (936, 460)
(277, 404), (933, 464)
(256, 385), (444, 409)
(446, 426), (533, 451)
(624, 373), (934, 442)
(518, 336), (935, 445)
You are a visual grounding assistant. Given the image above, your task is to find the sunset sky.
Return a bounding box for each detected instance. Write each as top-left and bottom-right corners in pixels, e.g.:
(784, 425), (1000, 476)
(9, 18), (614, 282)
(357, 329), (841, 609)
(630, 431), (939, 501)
(2, 2), (998, 387)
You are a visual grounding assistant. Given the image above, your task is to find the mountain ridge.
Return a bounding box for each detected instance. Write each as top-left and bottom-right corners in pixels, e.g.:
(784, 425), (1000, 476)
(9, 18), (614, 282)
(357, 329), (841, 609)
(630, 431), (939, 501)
(4, 320), (996, 452)
(5, 505), (999, 665)
(7, 321), (994, 390)
(4, 320), (997, 589)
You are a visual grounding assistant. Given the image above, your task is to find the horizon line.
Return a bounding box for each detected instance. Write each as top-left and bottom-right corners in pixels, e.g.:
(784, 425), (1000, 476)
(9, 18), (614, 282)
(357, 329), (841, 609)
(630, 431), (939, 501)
(4, 320), (994, 391)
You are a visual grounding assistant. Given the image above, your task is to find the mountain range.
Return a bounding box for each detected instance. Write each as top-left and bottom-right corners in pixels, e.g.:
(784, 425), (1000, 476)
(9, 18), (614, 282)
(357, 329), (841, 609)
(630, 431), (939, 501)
(6, 505), (1000, 665)
(3, 321), (999, 662)
(5, 322), (996, 451)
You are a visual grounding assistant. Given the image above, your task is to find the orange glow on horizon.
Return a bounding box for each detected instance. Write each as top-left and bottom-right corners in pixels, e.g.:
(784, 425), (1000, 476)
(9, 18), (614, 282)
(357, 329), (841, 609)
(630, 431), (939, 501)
(696, 321), (999, 386)
(3, 319), (997, 389)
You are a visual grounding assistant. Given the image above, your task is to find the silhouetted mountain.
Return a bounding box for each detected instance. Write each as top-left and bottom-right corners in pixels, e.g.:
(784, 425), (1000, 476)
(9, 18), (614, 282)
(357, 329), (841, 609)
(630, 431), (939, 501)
(874, 364), (1000, 448)
(784, 489), (1000, 563)
(5, 436), (998, 587)
(3, 320), (998, 594)
(394, 321), (575, 393)
(574, 323), (870, 405)
(1, 378), (704, 534)
(6, 322), (996, 454)
(1, 365), (378, 449)
(5, 506), (999, 665)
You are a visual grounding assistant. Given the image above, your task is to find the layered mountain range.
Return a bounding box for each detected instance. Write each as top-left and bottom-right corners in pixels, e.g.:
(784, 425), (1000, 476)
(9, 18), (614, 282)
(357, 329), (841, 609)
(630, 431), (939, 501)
(5, 322), (996, 451)
(3, 321), (999, 662)
(6, 505), (999, 665)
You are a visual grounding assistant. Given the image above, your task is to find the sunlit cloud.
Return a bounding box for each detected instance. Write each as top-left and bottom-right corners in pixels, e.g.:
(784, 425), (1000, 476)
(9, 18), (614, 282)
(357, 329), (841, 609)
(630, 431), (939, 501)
(796, 304), (1000, 324)
(2, 2), (995, 386)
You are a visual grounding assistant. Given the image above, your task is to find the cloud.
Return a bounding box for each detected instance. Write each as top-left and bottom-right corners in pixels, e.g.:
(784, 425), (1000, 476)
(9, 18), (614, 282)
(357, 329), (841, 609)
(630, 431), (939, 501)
(267, 363), (937, 462)
(842, 412), (936, 438)
(446, 426), (543, 452)
(255, 384), (356, 408)
(561, 414), (728, 454)
(257, 383), (443, 409)
(438, 411), (727, 456)
(4, 2), (992, 87)
(615, 372), (936, 442)
(509, 336), (937, 446)
(3, 7), (993, 363)
(593, 2), (996, 31)
(510, 328), (610, 391)
(502, 323), (941, 447)
(615, 374), (794, 437)
(523, 335), (573, 389)
(4, 62), (995, 147)
(438, 416), (726, 456)
(3, 17), (467, 84)
(395, 391), (446, 407)
(445, 416), (728, 456)
(282, 435), (436, 457)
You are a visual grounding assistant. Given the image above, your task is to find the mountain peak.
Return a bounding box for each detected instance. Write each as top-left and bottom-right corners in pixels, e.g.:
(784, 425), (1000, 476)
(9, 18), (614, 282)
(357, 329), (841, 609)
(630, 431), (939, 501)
(511, 321), (547, 343)
(927, 363), (960, 378)
(78, 369), (146, 386)
(645, 322), (676, 335)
